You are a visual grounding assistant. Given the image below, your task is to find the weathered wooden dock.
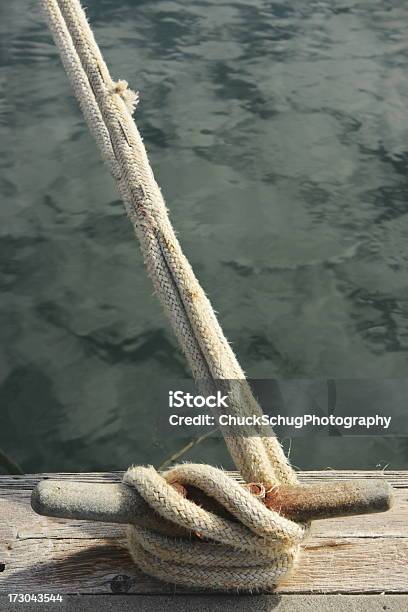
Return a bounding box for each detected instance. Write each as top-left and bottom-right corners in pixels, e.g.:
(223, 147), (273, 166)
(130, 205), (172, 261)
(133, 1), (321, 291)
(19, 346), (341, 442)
(1, 470), (407, 607)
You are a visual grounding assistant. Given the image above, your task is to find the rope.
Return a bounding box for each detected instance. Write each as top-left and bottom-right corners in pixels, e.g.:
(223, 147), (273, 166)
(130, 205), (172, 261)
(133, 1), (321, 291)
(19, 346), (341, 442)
(125, 465), (304, 590)
(40, 0), (308, 590)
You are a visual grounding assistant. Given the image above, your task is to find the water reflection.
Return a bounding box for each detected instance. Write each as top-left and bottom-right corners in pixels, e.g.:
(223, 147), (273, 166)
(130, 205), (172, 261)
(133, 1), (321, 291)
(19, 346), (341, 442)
(1, 0), (408, 472)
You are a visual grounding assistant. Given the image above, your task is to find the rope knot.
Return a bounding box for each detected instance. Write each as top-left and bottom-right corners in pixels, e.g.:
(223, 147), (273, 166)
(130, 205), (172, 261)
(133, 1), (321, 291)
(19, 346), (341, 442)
(111, 79), (139, 114)
(123, 463), (307, 591)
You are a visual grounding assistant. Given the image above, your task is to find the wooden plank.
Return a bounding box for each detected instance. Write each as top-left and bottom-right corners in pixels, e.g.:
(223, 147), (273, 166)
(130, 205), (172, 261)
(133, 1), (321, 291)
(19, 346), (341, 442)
(2, 534), (408, 595)
(1, 471), (407, 594)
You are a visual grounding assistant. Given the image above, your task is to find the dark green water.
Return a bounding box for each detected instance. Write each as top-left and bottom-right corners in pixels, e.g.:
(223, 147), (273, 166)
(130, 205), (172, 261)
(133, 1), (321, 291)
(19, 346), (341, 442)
(1, 0), (408, 473)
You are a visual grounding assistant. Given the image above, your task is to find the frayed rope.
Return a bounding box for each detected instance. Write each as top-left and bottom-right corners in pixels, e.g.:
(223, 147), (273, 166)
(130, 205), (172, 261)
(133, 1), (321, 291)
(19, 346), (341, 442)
(112, 79), (139, 114)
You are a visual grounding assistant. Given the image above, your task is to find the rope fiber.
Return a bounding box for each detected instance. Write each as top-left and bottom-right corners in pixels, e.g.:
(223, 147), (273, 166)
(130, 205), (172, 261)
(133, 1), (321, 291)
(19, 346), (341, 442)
(40, 0), (308, 590)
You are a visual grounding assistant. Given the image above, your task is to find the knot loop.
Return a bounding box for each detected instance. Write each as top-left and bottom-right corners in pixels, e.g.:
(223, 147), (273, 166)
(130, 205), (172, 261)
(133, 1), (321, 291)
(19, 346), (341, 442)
(124, 464), (307, 590)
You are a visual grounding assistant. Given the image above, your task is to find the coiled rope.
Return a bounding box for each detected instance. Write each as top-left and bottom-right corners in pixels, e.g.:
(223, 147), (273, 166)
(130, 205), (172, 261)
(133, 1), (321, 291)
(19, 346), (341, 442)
(41, 0), (308, 590)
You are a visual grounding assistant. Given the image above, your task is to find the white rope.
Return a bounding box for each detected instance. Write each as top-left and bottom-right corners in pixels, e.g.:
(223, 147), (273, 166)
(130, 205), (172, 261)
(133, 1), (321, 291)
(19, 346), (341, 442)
(125, 465), (304, 590)
(40, 0), (307, 590)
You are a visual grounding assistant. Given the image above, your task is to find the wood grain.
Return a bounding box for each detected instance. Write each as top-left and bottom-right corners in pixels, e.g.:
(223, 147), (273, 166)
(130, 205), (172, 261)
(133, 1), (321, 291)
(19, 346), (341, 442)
(1, 471), (407, 594)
